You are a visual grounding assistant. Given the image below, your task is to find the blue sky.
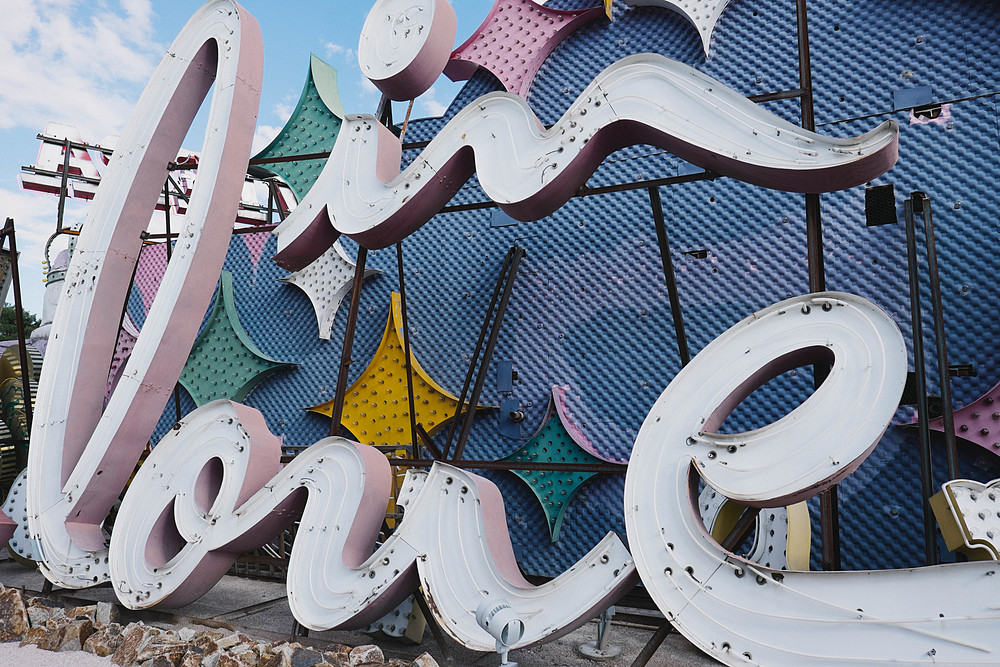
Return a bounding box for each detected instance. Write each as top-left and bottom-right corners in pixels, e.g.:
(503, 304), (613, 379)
(0, 0), (496, 314)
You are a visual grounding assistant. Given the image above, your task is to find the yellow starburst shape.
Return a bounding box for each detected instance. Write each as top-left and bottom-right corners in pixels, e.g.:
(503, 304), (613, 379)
(308, 292), (491, 525)
(309, 291), (486, 445)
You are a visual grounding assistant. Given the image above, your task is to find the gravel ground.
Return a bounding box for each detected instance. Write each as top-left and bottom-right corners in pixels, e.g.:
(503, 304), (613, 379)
(0, 642), (112, 665)
(1, 547), (721, 666)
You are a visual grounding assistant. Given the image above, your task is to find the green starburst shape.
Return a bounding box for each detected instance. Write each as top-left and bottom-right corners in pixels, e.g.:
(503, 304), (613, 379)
(501, 393), (604, 542)
(252, 54), (347, 203)
(179, 271), (295, 406)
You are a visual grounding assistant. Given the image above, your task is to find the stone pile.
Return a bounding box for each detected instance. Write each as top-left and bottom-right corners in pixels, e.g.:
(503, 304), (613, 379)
(0, 588), (439, 667)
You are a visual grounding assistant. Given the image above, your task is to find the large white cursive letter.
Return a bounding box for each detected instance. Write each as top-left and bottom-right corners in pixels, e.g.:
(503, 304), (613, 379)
(109, 400), (637, 649)
(625, 292), (1000, 665)
(26, 0), (263, 588)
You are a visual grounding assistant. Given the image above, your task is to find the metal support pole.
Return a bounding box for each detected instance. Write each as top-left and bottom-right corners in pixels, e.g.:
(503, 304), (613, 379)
(917, 194), (960, 480)
(451, 247), (525, 462)
(329, 247), (369, 437)
(163, 181), (183, 423)
(795, 0), (840, 572)
(630, 623), (672, 667)
(647, 187), (690, 366)
(266, 182), (274, 226)
(3, 219), (34, 470)
(266, 179), (289, 222)
(904, 197), (939, 566)
(413, 589), (450, 661)
(721, 506), (761, 553)
(441, 249), (516, 459)
(396, 241), (418, 452)
(56, 139), (72, 233)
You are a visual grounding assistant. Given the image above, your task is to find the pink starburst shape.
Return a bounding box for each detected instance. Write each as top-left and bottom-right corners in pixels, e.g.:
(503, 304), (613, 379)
(444, 0), (604, 98)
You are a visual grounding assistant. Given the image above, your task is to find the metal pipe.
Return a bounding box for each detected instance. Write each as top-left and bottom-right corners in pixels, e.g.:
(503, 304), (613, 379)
(918, 194), (960, 480)
(329, 247), (369, 437)
(141, 224), (279, 240)
(451, 247), (525, 461)
(56, 139), (72, 233)
(795, 0), (840, 572)
(378, 457), (626, 474)
(721, 506), (761, 553)
(413, 589), (450, 661)
(396, 241), (418, 452)
(163, 181), (183, 423)
(647, 187), (690, 366)
(3, 219), (34, 470)
(629, 623), (672, 667)
(904, 197), (939, 566)
(441, 249), (515, 459)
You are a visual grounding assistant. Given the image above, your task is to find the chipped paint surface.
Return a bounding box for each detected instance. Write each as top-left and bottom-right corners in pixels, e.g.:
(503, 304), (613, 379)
(359, 0), (456, 100)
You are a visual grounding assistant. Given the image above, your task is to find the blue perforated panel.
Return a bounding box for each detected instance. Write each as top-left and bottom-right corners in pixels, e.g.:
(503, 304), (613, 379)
(128, 0), (1000, 577)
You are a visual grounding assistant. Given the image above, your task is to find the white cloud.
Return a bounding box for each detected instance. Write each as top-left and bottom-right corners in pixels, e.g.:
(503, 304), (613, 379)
(273, 102), (294, 123)
(323, 41), (355, 62)
(252, 125), (282, 154)
(0, 0), (163, 139)
(0, 1), (164, 314)
(418, 87), (448, 117)
(358, 77), (379, 97)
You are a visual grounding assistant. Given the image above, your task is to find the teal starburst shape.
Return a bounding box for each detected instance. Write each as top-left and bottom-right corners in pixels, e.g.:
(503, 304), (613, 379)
(501, 387), (605, 542)
(252, 54), (347, 203)
(179, 271), (295, 406)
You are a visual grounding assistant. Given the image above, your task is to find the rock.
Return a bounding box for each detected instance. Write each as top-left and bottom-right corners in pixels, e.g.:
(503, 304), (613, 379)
(323, 645), (351, 666)
(271, 642), (301, 663)
(96, 601), (119, 625)
(178, 627), (198, 642)
(85, 622), (125, 656)
(408, 655), (438, 667)
(193, 632), (222, 655)
(348, 645), (384, 666)
(54, 618), (96, 651)
(19, 625), (47, 647)
(135, 638), (190, 666)
(218, 650), (263, 667)
(217, 633), (242, 650)
(256, 653), (288, 667)
(180, 651), (207, 667)
(26, 598), (64, 628)
(291, 646), (325, 667)
(0, 588), (30, 641)
(141, 657), (187, 667)
(201, 650), (225, 667)
(112, 622), (164, 665)
(68, 604), (98, 622)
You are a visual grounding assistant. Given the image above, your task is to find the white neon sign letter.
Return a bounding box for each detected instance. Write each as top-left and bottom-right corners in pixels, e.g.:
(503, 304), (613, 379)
(625, 293), (1000, 665)
(26, 0), (264, 589)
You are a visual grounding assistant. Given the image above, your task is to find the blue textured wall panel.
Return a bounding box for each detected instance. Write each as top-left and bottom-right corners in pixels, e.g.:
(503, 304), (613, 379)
(127, 0), (1000, 577)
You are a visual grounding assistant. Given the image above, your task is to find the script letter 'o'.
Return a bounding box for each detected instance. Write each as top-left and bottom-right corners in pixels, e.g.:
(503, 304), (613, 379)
(26, 0), (263, 589)
(626, 293), (1000, 664)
